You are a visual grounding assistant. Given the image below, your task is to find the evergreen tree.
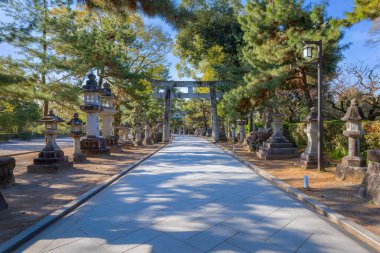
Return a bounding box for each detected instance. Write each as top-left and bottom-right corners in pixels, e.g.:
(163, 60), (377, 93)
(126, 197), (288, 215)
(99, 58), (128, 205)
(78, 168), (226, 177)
(239, 0), (345, 111)
(0, 0), (74, 115)
(174, 0), (246, 87)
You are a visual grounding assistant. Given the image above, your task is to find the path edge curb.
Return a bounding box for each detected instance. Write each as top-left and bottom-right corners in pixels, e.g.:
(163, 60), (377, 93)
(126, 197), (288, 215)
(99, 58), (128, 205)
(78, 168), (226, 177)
(211, 140), (380, 252)
(0, 143), (169, 253)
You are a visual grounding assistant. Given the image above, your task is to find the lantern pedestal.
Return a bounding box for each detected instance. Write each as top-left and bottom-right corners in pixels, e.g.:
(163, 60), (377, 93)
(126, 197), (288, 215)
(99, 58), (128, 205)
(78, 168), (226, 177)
(80, 136), (110, 156)
(257, 111), (298, 160)
(73, 137), (86, 162)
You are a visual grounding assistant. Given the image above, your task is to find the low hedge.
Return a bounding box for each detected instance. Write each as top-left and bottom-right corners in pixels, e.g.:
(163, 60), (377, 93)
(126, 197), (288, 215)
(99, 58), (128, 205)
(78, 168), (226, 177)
(283, 120), (380, 162)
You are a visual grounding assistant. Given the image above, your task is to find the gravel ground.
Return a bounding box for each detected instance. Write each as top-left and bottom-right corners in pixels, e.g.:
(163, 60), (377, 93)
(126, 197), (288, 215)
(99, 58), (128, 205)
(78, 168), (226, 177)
(218, 141), (380, 237)
(0, 143), (164, 243)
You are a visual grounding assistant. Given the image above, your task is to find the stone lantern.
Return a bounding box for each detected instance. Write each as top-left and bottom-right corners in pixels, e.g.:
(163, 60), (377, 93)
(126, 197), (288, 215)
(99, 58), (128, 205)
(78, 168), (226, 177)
(336, 99), (367, 181)
(67, 113), (86, 162)
(144, 124), (152, 145)
(231, 121), (237, 143)
(257, 109), (298, 160)
(237, 119), (246, 143)
(27, 110), (73, 173)
(101, 82), (119, 150)
(134, 123), (143, 146)
(298, 107), (318, 169)
(80, 73), (109, 156)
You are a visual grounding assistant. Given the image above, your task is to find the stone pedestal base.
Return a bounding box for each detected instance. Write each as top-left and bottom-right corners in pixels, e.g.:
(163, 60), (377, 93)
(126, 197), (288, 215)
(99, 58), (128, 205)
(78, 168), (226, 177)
(0, 157), (15, 188)
(297, 152), (318, 169)
(105, 136), (118, 147)
(143, 139), (152, 145)
(336, 164), (367, 182)
(73, 154), (87, 163)
(27, 149), (73, 173)
(134, 140), (143, 146)
(0, 191), (7, 211)
(257, 142), (299, 160)
(356, 150), (380, 204)
(80, 136), (110, 156)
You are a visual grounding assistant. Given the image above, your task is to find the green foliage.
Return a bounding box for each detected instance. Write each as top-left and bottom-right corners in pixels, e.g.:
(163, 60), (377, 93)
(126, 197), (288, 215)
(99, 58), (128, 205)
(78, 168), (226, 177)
(0, 100), (41, 133)
(175, 0), (246, 85)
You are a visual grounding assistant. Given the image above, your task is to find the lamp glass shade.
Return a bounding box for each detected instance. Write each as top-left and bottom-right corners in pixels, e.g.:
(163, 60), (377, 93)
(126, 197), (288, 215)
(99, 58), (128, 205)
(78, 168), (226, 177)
(303, 45), (313, 59)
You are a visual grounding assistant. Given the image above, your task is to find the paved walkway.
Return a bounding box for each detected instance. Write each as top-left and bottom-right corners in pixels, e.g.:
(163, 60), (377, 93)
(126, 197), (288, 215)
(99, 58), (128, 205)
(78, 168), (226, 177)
(15, 136), (374, 253)
(0, 137), (72, 156)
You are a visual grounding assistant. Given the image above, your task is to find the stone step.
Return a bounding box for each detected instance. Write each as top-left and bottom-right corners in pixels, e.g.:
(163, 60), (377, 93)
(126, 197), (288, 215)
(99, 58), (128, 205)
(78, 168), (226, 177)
(257, 152), (300, 160)
(265, 148), (298, 155)
(263, 142), (294, 149)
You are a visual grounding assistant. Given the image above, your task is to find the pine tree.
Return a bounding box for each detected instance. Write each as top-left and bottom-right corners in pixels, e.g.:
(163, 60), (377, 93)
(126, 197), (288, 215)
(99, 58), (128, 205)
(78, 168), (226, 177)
(0, 0), (74, 115)
(239, 0), (345, 110)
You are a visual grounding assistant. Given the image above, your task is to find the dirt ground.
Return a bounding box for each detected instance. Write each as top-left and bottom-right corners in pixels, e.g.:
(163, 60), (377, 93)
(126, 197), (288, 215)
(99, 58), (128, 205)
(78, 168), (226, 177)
(0, 143), (163, 243)
(217, 141), (380, 237)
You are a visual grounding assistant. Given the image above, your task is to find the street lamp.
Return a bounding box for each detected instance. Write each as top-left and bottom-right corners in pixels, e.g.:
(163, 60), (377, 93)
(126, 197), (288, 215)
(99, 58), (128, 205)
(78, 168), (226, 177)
(303, 40), (324, 172)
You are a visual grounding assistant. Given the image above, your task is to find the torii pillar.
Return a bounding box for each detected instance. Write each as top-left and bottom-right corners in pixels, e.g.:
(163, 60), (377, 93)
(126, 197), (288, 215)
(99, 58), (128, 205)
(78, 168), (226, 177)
(210, 84), (219, 143)
(162, 87), (171, 143)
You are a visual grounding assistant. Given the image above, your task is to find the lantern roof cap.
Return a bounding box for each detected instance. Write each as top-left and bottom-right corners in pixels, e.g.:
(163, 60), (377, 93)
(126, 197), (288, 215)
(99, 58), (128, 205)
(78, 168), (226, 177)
(67, 113), (86, 126)
(341, 98), (365, 121)
(82, 73), (101, 92)
(101, 82), (116, 98)
(304, 107), (318, 122)
(38, 110), (64, 124)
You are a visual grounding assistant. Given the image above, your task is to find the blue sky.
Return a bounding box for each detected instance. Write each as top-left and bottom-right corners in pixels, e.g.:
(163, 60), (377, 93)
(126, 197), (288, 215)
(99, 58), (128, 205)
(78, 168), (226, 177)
(0, 0), (379, 81)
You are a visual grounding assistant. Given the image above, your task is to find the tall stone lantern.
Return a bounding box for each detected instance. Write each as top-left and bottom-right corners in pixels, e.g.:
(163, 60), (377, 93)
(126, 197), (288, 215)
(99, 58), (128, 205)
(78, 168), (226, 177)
(237, 119), (246, 143)
(79, 73), (109, 156)
(299, 107), (318, 169)
(336, 99), (367, 181)
(27, 110), (73, 173)
(67, 113), (86, 162)
(101, 82), (119, 150)
(231, 121), (237, 143)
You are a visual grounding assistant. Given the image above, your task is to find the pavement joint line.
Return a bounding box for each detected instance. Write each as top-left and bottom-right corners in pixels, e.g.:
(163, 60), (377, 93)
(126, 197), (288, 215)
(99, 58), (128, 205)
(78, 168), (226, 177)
(205, 138), (380, 252)
(0, 143), (169, 253)
(295, 232), (315, 253)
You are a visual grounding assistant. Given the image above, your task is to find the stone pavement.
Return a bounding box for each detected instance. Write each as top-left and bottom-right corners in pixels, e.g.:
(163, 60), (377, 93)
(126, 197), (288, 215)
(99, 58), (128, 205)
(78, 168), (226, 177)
(14, 136), (375, 253)
(0, 137), (72, 157)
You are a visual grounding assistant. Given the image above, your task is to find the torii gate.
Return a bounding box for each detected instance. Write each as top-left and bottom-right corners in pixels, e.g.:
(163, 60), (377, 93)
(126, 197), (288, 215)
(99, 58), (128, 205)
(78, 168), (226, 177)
(152, 81), (223, 143)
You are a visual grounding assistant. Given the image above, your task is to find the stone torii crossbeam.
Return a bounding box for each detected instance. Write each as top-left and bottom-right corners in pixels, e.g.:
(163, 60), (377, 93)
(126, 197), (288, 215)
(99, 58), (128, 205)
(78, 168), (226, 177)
(151, 81), (223, 142)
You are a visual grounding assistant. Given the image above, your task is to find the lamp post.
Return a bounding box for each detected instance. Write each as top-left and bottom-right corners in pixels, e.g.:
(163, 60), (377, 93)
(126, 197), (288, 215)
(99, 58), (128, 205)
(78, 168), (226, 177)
(303, 40), (324, 172)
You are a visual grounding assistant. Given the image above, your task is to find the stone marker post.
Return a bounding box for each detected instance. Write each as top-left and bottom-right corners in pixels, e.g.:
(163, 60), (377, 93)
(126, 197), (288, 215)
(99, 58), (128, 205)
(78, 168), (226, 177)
(134, 124), (143, 146)
(67, 113), (86, 162)
(336, 99), (367, 181)
(144, 124), (152, 145)
(231, 122), (236, 143)
(237, 119), (246, 143)
(299, 107), (318, 169)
